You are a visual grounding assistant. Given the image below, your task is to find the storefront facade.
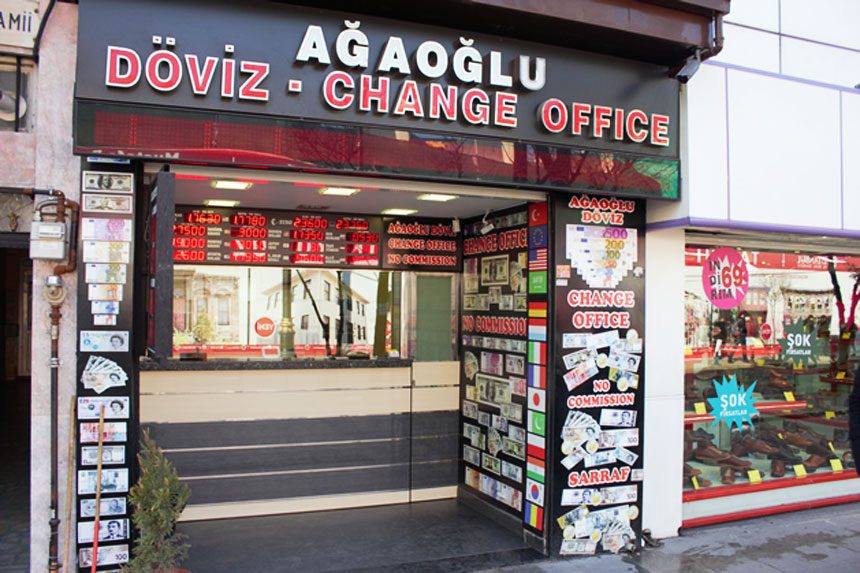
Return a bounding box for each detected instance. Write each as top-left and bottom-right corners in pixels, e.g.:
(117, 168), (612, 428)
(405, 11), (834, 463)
(19, 0), (858, 570)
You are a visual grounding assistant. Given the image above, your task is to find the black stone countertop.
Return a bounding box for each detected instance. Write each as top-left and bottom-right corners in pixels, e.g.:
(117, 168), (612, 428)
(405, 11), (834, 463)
(139, 357), (413, 371)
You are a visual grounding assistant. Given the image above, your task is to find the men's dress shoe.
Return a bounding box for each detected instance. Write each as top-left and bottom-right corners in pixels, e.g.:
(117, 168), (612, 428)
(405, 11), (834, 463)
(783, 432), (815, 448)
(771, 459), (786, 478)
(684, 463), (702, 478)
(693, 428), (716, 441)
(842, 451), (855, 469)
(767, 446), (803, 465)
(802, 454), (828, 472)
(804, 442), (831, 457)
(720, 466), (736, 484)
(740, 435), (779, 456)
(693, 445), (732, 465)
(731, 442), (749, 457)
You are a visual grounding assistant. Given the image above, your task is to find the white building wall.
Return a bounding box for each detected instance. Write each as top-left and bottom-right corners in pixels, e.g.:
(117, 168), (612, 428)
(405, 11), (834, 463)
(654, 1), (859, 236)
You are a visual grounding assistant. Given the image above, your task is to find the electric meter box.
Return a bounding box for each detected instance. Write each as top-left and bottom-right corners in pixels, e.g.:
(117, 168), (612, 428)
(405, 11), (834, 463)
(30, 221), (68, 260)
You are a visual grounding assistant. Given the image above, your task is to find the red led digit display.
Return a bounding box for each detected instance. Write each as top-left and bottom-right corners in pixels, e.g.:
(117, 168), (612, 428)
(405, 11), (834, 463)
(345, 232), (379, 243)
(230, 252), (268, 263)
(345, 243), (378, 255)
(230, 214), (267, 227)
(290, 253), (326, 264)
(173, 224), (207, 236)
(185, 212), (222, 224)
(290, 229), (325, 241)
(290, 242), (324, 253)
(173, 237), (206, 249)
(293, 216), (329, 229)
(335, 218), (370, 231)
(230, 240), (267, 251)
(230, 227), (268, 238)
(346, 255), (379, 265)
(174, 249), (206, 261)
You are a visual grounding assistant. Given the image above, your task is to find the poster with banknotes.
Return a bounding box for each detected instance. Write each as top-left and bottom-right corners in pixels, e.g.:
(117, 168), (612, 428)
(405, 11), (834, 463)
(551, 194), (645, 556)
(459, 206), (530, 522)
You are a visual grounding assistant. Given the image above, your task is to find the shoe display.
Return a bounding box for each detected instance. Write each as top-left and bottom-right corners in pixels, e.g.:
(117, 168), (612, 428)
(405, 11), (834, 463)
(802, 454), (828, 473)
(683, 463), (702, 478)
(720, 466), (736, 484)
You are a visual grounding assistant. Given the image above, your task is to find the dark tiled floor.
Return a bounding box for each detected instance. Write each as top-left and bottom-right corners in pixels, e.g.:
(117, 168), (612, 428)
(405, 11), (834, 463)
(179, 499), (539, 572)
(0, 379), (30, 573)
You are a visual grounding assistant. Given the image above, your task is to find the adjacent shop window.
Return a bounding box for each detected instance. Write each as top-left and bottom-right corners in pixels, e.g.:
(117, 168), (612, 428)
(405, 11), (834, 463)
(172, 266), (403, 360)
(683, 246), (858, 494)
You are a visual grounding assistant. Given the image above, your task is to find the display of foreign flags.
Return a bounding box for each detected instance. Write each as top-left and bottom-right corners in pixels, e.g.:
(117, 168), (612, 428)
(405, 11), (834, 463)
(526, 478), (545, 506)
(527, 341), (545, 364)
(529, 202), (548, 227)
(527, 433), (546, 459)
(528, 387), (546, 413)
(526, 456), (545, 482)
(528, 318), (547, 341)
(528, 248), (548, 271)
(524, 501), (544, 531)
(527, 301), (547, 319)
(527, 364), (546, 388)
(528, 410), (546, 436)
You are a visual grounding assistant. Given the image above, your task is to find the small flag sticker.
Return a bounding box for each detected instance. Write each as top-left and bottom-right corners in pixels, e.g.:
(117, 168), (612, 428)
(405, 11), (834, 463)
(528, 301), (548, 318)
(527, 433), (546, 459)
(526, 478), (545, 506)
(529, 203), (548, 227)
(528, 387), (546, 413)
(528, 410), (546, 436)
(528, 248), (548, 271)
(527, 364), (546, 389)
(526, 456), (545, 482)
(525, 501), (543, 530)
(527, 341), (546, 364)
(528, 318), (547, 342)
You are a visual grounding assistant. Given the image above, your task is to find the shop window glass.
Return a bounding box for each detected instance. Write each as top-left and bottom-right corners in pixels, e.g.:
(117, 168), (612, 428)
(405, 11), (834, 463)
(0, 59), (33, 133)
(683, 246), (858, 497)
(414, 275), (456, 361)
(172, 266), (401, 360)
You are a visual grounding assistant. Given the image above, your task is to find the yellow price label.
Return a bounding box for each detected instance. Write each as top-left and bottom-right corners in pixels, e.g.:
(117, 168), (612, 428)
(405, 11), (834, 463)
(793, 464), (808, 478)
(830, 459), (844, 472)
(778, 432), (784, 439)
(784, 391), (796, 402)
(825, 411), (836, 419)
(829, 442), (837, 453)
(694, 402), (707, 415)
(691, 476), (700, 490)
(747, 469), (762, 484)
(836, 371), (846, 379)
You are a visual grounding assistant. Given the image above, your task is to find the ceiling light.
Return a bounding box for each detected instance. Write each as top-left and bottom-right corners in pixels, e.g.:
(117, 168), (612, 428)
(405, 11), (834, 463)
(417, 193), (457, 202)
(212, 180), (252, 190)
(204, 199), (240, 207)
(320, 187), (360, 196)
(381, 208), (417, 216)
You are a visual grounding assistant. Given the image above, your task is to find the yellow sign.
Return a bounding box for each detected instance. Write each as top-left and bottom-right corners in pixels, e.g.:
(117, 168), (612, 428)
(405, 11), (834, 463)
(836, 371), (846, 379)
(747, 469), (762, 484)
(829, 442), (836, 453)
(825, 411), (836, 419)
(783, 391), (796, 402)
(694, 402), (707, 415)
(793, 464), (807, 478)
(691, 476), (700, 490)
(830, 459), (844, 472)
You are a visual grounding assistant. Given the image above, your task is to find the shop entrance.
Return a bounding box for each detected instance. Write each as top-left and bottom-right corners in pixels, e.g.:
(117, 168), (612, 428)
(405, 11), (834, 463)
(138, 166), (545, 531)
(0, 240), (32, 570)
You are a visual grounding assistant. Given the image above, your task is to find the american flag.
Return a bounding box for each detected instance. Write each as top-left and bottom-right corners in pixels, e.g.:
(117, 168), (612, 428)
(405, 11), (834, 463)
(529, 248), (548, 271)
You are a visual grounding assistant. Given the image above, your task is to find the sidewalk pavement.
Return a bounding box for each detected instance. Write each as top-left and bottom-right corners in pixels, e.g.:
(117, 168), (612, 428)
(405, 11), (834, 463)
(481, 502), (860, 573)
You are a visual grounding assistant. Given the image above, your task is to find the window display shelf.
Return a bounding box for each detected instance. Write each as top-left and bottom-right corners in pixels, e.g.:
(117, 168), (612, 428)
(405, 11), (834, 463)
(683, 466), (858, 502)
(684, 400), (807, 425)
(682, 492), (860, 529)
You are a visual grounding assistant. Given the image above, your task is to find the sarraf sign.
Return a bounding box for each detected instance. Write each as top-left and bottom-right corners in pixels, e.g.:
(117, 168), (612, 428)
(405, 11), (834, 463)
(75, 0), (679, 158)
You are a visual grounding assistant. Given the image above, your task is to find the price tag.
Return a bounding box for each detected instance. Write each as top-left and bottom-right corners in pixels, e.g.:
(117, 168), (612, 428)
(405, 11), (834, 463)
(836, 371), (846, 379)
(747, 469), (762, 484)
(778, 432), (784, 439)
(830, 458), (844, 472)
(793, 464), (807, 478)
(829, 442), (836, 453)
(783, 391), (796, 402)
(691, 476), (700, 490)
(694, 402), (707, 415)
(825, 411), (836, 419)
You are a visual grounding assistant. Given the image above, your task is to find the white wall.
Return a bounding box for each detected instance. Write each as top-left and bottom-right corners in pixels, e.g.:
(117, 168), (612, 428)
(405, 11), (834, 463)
(642, 227), (686, 538)
(657, 2), (859, 235)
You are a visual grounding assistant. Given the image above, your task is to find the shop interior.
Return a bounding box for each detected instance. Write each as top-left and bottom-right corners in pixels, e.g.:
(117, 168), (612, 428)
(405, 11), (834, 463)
(682, 232), (860, 525)
(139, 165), (547, 569)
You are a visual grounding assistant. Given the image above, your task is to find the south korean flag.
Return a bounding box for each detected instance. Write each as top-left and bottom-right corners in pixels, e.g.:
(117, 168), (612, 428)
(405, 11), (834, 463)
(526, 478), (545, 507)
